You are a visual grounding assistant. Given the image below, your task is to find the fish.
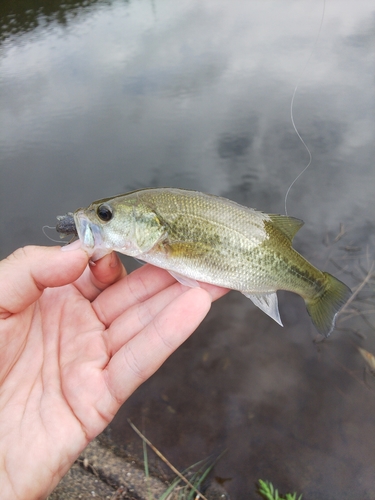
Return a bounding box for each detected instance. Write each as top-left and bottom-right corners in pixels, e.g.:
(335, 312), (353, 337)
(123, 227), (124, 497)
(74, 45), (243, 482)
(56, 187), (352, 336)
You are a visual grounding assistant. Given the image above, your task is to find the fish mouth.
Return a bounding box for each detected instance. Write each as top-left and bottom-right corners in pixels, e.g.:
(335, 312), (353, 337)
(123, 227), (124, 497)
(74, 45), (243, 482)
(73, 209), (107, 260)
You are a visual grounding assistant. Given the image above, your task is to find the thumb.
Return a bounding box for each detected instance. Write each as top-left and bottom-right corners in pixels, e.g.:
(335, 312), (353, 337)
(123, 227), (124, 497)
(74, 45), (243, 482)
(0, 245), (89, 317)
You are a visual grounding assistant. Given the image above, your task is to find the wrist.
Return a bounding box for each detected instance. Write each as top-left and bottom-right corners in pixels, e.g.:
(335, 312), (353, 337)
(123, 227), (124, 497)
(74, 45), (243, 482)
(0, 431), (81, 500)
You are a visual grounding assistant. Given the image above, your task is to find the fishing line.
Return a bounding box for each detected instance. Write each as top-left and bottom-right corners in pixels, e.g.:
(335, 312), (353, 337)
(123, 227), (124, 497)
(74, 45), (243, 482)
(42, 225), (70, 244)
(284, 0), (326, 216)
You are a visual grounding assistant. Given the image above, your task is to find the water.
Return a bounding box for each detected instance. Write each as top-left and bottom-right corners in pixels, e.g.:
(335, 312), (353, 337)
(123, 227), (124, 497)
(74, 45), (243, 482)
(1, 1), (374, 498)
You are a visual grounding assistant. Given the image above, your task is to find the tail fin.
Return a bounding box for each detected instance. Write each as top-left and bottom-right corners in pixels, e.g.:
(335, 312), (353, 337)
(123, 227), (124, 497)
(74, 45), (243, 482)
(306, 272), (351, 336)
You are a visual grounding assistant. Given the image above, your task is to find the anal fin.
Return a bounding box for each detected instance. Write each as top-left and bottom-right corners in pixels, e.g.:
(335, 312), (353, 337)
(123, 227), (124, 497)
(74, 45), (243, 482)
(243, 291), (283, 327)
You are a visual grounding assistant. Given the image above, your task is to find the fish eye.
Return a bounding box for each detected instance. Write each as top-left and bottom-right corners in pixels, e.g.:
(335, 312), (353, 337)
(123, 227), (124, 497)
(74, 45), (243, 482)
(97, 204), (113, 222)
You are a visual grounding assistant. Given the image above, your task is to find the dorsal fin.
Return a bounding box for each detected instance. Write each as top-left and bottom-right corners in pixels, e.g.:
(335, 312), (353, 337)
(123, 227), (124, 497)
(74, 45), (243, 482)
(268, 215), (304, 242)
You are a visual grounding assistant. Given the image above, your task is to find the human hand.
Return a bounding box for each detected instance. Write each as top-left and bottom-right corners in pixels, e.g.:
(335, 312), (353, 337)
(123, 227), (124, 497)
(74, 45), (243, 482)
(0, 244), (228, 499)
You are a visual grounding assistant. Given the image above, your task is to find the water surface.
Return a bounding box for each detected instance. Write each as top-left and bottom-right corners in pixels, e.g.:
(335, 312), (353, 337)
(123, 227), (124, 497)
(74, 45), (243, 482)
(1, 1), (374, 498)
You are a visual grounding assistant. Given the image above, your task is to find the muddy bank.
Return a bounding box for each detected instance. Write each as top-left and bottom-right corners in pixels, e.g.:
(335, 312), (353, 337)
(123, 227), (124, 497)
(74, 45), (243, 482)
(48, 431), (230, 500)
(48, 434), (167, 500)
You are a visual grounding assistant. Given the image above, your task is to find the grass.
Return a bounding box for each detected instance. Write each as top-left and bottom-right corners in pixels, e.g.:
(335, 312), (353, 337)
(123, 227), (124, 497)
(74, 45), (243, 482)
(130, 420), (306, 500)
(257, 480), (302, 500)
(129, 419), (217, 500)
(159, 455), (222, 500)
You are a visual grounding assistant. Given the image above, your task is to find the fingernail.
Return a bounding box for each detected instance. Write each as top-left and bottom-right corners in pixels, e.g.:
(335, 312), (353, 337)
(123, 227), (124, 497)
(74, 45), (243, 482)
(110, 252), (119, 268)
(61, 239), (82, 252)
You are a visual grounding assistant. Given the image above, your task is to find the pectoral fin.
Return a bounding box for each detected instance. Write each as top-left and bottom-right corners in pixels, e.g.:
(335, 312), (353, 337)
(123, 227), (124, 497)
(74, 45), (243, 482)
(168, 270), (200, 288)
(243, 291), (283, 327)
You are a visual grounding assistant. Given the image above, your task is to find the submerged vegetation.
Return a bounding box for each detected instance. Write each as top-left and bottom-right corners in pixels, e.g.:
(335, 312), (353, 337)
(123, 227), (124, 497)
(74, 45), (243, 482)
(326, 223), (375, 335)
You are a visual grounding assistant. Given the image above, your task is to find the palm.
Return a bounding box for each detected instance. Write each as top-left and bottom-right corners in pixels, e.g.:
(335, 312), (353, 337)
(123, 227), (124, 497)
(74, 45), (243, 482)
(37, 284), (111, 437)
(0, 246), (227, 499)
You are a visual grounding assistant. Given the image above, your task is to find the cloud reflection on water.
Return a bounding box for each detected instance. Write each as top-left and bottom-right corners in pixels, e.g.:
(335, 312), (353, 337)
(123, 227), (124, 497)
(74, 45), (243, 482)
(0, 2), (374, 497)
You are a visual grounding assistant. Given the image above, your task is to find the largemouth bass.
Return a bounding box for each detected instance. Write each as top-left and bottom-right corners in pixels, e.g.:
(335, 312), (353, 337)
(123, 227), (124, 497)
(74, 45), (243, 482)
(57, 188), (351, 336)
